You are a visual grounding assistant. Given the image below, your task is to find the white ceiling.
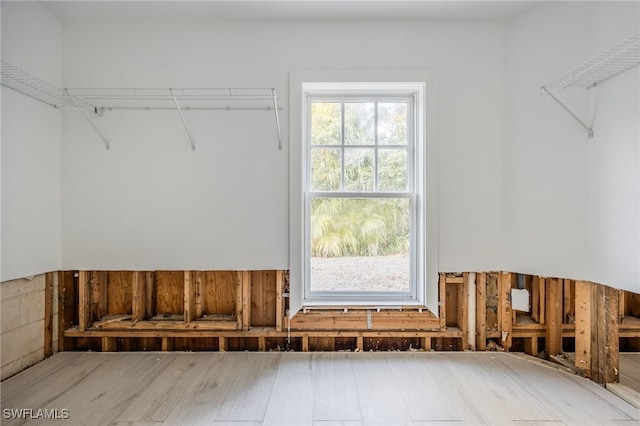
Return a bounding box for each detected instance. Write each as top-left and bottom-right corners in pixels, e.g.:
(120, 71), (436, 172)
(39, 0), (544, 22)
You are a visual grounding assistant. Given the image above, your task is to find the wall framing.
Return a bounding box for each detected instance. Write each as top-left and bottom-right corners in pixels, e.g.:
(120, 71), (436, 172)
(57, 270), (640, 384)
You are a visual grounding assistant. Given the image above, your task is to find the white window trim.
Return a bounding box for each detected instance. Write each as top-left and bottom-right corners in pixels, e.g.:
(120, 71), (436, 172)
(289, 70), (439, 317)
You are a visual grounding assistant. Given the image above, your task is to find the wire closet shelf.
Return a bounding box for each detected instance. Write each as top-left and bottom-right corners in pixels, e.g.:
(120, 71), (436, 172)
(542, 31), (640, 89)
(64, 87), (282, 112)
(540, 31), (640, 138)
(0, 60), (283, 150)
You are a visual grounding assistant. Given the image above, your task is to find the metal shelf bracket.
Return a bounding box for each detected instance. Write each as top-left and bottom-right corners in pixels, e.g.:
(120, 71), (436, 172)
(65, 89), (111, 149)
(272, 88), (283, 151)
(169, 88), (196, 151)
(541, 86), (594, 138)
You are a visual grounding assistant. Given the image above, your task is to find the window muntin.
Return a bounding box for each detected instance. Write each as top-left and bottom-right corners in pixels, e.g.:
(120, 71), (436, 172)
(304, 93), (418, 303)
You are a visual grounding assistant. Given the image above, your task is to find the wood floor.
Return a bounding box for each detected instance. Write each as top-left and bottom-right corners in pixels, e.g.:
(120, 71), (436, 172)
(1, 352), (638, 426)
(620, 353), (640, 393)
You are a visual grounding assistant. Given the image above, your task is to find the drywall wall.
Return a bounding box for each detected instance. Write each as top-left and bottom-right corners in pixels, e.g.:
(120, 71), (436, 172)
(503, 1), (639, 292)
(1, 1), (62, 281)
(586, 2), (640, 293)
(60, 19), (504, 272)
(503, 1), (590, 279)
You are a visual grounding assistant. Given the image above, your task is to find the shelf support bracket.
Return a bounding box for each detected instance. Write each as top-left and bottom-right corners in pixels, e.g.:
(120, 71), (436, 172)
(65, 89), (110, 150)
(169, 88), (196, 151)
(541, 86), (594, 138)
(272, 88), (283, 151)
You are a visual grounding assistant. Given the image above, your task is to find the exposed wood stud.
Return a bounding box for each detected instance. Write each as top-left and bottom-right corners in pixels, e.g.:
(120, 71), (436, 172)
(258, 337), (266, 352)
(500, 272), (513, 350)
(591, 283), (619, 384)
(242, 271), (251, 331)
(532, 276), (540, 323)
(44, 272), (54, 357)
(276, 270), (284, 332)
(476, 272), (487, 351)
(58, 271), (76, 351)
(420, 336), (432, 351)
(132, 271), (145, 324)
(575, 280), (592, 376)
(438, 273), (446, 330)
(219, 336), (227, 352)
(545, 278), (563, 357)
(524, 337), (538, 356)
(145, 272), (156, 319)
(563, 279), (575, 324)
(539, 278), (546, 325)
(460, 272), (470, 350)
(161, 337), (173, 351)
(90, 271), (108, 321)
(356, 336), (364, 351)
(78, 271), (91, 331)
(486, 273), (499, 333)
(194, 271), (203, 319)
(101, 337), (117, 352)
(302, 336), (309, 352)
(184, 271), (195, 323)
(618, 290), (626, 322)
(236, 272), (244, 331)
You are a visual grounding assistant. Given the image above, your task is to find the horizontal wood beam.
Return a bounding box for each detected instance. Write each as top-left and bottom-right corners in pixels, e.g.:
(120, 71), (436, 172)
(64, 326), (463, 339)
(289, 309), (440, 331)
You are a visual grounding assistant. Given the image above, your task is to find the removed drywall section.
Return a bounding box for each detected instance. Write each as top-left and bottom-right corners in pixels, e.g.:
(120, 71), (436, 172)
(1, 1), (62, 281)
(0, 273), (57, 380)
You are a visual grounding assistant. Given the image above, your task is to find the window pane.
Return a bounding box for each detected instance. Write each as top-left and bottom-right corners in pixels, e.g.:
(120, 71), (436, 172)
(310, 198), (410, 292)
(311, 148), (341, 191)
(378, 103), (408, 145)
(344, 103), (374, 145)
(311, 102), (341, 145)
(378, 149), (408, 192)
(344, 149), (374, 192)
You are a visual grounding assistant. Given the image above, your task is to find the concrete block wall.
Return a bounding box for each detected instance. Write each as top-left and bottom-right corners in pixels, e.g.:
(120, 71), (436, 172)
(1, 273), (57, 380)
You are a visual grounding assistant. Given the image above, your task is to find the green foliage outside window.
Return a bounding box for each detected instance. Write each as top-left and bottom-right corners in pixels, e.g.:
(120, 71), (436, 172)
(310, 101), (411, 258)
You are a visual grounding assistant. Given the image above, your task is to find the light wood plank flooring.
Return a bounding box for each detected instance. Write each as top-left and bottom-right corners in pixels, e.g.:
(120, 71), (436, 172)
(620, 353), (640, 393)
(2, 352), (638, 425)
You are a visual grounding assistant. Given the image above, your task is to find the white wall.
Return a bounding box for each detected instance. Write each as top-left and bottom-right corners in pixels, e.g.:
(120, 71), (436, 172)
(586, 2), (640, 292)
(1, 1), (62, 281)
(61, 19), (504, 273)
(504, 1), (639, 292)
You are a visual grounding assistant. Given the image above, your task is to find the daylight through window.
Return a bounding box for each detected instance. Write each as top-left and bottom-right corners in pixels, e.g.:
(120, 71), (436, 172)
(303, 84), (425, 304)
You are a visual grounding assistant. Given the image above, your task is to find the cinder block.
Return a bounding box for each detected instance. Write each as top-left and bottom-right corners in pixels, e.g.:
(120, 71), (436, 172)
(1, 321), (44, 365)
(20, 347), (45, 372)
(21, 286), (45, 324)
(1, 298), (22, 332)
(1, 358), (22, 381)
(0, 275), (45, 301)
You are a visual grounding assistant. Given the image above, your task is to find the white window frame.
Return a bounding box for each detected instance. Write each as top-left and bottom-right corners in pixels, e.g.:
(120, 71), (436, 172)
(289, 71), (439, 316)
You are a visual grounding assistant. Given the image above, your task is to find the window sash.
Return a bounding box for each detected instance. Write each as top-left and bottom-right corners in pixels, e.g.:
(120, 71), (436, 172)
(303, 92), (419, 304)
(306, 97), (415, 194)
(304, 193), (417, 303)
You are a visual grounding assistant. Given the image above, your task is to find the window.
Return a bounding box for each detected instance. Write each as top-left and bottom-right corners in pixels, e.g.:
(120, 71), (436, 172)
(298, 82), (426, 306)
